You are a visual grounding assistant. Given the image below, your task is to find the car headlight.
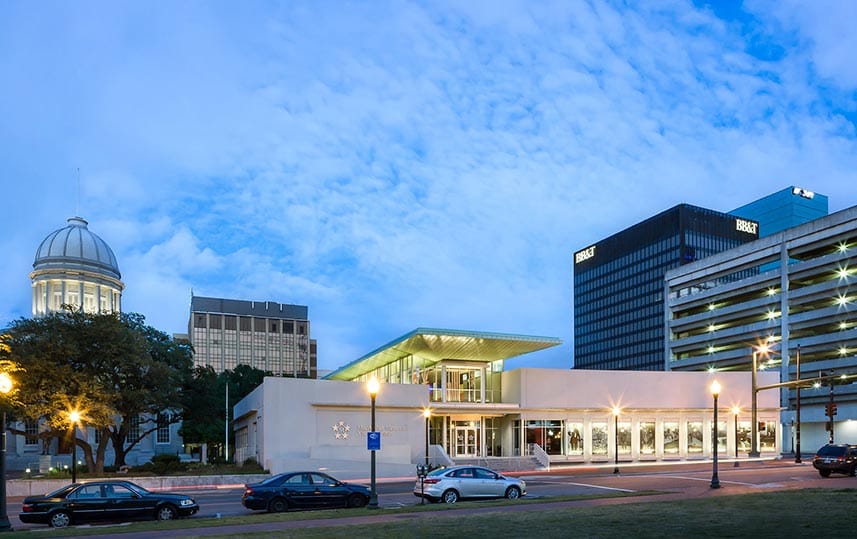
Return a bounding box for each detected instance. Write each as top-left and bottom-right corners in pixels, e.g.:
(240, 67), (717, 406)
(180, 499), (195, 506)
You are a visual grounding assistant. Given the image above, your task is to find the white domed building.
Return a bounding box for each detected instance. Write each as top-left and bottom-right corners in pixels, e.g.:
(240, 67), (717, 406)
(30, 216), (124, 316)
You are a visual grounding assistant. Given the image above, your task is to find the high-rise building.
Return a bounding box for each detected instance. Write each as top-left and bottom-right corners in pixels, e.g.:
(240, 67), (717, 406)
(30, 216), (124, 316)
(573, 204), (759, 371)
(730, 186), (829, 237)
(189, 295), (317, 378)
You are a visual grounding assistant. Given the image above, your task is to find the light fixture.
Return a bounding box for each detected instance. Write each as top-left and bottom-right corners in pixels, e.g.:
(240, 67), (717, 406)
(766, 310), (779, 320)
(766, 288), (777, 296)
(708, 366), (717, 373)
(836, 295), (850, 306)
(840, 321), (848, 330)
(838, 242), (849, 253)
(836, 267), (850, 279)
(708, 304), (716, 311)
(708, 345), (716, 354)
(839, 347), (848, 356)
(707, 324), (716, 332)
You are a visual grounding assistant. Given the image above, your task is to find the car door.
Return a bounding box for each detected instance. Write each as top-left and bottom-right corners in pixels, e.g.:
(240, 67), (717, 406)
(451, 468), (478, 498)
(309, 473), (350, 507)
(281, 473), (314, 508)
(66, 484), (111, 523)
(105, 483), (151, 520)
(473, 467), (503, 497)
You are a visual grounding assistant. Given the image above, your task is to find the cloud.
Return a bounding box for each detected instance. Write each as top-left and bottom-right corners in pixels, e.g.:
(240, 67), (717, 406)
(2, 1), (857, 373)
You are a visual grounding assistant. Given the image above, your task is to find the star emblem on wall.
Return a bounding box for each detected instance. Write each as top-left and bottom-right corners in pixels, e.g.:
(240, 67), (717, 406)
(332, 420), (351, 439)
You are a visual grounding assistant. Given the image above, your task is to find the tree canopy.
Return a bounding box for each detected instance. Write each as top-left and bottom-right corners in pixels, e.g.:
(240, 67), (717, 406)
(1, 310), (194, 472)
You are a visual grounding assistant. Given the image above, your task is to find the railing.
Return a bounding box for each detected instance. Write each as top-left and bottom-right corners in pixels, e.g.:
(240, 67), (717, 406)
(528, 443), (551, 470)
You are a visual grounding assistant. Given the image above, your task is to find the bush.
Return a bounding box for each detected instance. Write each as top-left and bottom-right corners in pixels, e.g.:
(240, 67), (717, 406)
(133, 454), (187, 475)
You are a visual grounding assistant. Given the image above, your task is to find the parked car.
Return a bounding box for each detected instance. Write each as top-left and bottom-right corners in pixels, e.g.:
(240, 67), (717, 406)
(19, 480), (199, 528)
(242, 471), (371, 512)
(812, 443), (857, 477)
(413, 465), (526, 503)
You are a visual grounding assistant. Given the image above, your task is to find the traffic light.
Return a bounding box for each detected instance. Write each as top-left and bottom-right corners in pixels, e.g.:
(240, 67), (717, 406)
(826, 403), (838, 416)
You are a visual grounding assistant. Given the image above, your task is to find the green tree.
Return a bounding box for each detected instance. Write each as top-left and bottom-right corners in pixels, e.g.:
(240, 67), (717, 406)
(2, 310), (193, 472)
(179, 364), (270, 462)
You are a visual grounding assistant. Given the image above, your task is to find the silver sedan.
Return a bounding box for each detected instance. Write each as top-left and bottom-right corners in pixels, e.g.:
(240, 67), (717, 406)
(414, 465), (526, 504)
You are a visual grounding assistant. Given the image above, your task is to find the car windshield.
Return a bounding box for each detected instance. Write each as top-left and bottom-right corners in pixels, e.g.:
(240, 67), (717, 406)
(817, 445), (846, 457)
(121, 482), (150, 496)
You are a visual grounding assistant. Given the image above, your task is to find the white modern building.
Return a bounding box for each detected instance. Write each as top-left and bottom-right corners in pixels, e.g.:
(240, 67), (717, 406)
(233, 328), (780, 478)
(666, 204), (857, 452)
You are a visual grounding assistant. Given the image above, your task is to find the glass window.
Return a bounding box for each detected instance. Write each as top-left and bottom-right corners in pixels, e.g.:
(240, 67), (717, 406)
(25, 419), (39, 446)
(157, 413), (170, 444)
(639, 421), (655, 455)
(567, 422), (584, 456)
(759, 421), (776, 452)
(716, 421), (727, 452)
(687, 421), (703, 453)
(663, 422), (679, 454)
(591, 422), (608, 455)
(617, 421), (631, 454)
(128, 415), (142, 441)
(737, 421), (751, 452)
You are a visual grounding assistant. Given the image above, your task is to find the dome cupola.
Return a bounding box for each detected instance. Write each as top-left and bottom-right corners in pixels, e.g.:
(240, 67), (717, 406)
(33, 216), (121, 280)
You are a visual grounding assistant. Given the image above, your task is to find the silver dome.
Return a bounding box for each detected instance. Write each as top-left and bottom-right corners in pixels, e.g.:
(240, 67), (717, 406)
(33, 217), (121, 279)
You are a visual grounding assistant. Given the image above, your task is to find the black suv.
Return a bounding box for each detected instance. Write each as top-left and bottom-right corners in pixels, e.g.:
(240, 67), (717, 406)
(812, 444), (857, 477)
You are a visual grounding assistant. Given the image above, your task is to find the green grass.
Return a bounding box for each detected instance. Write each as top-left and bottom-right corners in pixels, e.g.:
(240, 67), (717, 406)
(7, 489), (854, 538)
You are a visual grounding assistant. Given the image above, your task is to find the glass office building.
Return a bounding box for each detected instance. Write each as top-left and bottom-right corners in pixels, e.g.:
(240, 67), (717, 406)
(730, 186), (828, 238)
(573, 204), (759, 370)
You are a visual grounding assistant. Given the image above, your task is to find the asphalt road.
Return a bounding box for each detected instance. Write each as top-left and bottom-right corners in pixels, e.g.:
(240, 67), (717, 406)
(7, 459), (854, 532)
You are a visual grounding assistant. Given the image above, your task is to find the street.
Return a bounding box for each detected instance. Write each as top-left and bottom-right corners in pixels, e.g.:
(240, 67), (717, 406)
(6, 459), (853, 531)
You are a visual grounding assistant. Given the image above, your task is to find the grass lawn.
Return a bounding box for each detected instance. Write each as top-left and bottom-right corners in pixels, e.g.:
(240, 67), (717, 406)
(6, 488), (855, 538)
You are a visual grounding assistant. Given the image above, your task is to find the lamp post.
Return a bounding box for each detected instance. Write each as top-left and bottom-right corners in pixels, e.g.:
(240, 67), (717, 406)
(731, 405), (740, 468)
(69, 410), (80, 483)
(0, 372), (14, 532)
(710, 380), (721, 489)
(423, 408), (431, 467)
(612, 406), (620, 475)
(795, 345), (801, 463)
(367, 377), (380, 509)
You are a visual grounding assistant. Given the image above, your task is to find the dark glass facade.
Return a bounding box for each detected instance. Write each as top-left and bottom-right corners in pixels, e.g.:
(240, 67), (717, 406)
(573, 204), (759, 371)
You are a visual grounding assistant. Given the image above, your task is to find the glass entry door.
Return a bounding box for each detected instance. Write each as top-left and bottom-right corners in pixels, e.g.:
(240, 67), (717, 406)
(454, 426), (480, 457)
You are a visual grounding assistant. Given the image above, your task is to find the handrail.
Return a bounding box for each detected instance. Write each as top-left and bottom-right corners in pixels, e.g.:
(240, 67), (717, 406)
(529, 443), (551, 470)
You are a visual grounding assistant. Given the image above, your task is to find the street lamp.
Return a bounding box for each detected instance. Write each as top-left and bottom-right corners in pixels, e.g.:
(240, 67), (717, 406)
(367, 376), (380, 509)
(710, 380), (721, 489)
(422, 408), (431, 467)
(0, 372), (13, 532)
(731, 405), (740, 468)
(612, 406), (620, 475)
(69, 410), (81, 483)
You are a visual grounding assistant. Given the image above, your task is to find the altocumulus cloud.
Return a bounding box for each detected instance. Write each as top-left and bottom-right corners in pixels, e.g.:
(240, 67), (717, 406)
(1, 1), (856, 371)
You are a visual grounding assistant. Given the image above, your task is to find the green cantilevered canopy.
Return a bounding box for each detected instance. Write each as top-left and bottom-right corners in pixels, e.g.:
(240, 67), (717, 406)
(324, 327), (562, 381)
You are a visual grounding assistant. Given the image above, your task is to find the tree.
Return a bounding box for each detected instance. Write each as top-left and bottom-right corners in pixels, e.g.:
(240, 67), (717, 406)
(179, 364), (271, 461)
(2, 310), (193, 472)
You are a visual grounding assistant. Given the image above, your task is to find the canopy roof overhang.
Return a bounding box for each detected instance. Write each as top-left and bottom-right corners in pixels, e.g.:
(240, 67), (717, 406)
(324, 327), (562, 381)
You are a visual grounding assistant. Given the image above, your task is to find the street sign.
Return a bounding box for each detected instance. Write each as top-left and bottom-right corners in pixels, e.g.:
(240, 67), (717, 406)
(367, 431), (381, 451)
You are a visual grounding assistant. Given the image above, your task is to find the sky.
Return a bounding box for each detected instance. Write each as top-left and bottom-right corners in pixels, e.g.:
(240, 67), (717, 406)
(2, 0), (856, 373)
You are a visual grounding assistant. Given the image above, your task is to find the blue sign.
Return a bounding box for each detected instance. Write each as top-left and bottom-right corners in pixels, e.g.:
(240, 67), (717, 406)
(367, 431), (381, 451)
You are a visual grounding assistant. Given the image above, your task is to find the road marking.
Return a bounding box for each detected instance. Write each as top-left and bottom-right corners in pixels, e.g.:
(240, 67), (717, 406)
(667, 475), (756, 486)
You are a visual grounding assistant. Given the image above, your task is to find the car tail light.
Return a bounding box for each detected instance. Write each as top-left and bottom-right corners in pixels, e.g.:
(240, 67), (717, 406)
(423, 478), (440, 484)
(21, 504), (33, 513)
(244, 488), (254, 496)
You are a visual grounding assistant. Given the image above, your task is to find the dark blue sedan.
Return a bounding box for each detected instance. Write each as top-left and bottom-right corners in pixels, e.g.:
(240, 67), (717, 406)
(242, 471), (370, 512)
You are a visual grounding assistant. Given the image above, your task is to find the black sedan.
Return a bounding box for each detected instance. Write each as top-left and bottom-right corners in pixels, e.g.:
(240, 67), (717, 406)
(242, 471), (370, 512)
(19, 480), (199, 528)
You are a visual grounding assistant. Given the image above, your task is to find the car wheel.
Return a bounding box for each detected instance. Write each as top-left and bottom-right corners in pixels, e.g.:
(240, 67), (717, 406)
(157, 504), (178, 521)
(268, 497), (289, 513)
(442, 489), (459, 504)
(819, 469), (831, 478)
(347, 493), (368, 508)
(850, 466), (856, 477)
(49, 511), (71, 528)
(505, 486), (522, 500)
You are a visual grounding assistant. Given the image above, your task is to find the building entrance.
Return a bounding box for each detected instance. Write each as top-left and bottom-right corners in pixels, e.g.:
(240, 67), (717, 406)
(453, 426), (480, 457)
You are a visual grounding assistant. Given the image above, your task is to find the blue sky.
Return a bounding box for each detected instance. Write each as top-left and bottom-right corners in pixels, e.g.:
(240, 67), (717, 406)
(2, 0), (856, 372)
